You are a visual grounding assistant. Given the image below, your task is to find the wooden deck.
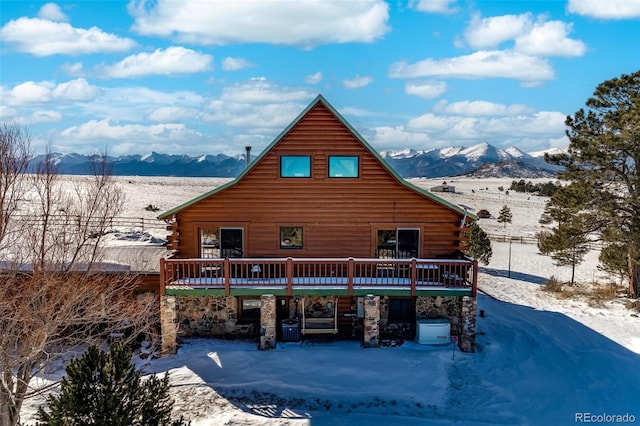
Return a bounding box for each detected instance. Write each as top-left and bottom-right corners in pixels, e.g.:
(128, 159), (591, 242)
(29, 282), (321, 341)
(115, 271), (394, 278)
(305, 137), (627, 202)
(160, 257), (477, 297)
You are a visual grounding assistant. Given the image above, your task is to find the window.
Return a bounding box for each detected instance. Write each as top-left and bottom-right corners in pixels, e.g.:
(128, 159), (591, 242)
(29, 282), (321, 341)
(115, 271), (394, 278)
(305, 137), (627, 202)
(281, 155), (311, 177)
(280, 226), (303, 249)
(200, 229), (220, 258)
(328, 156), (359, 178)
(240, 298), (261, 321)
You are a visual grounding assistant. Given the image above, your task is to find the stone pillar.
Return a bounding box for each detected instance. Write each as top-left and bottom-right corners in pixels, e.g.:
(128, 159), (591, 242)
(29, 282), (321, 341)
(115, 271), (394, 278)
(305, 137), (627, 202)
(363, 294), (380, 348)
(259, 294), (276, 350)
(459, 296), (477, 353)
(160, 295), (178, 355)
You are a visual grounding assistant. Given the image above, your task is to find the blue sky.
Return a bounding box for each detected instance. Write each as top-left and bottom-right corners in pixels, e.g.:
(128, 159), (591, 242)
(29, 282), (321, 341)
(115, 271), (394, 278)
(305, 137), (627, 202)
(1, 0), (639, 157)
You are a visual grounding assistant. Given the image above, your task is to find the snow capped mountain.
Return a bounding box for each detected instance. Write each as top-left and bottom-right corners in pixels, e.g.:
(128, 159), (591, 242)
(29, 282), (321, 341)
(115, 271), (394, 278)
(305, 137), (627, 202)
(28, 142), (562, 178)
(380, 142), (562, 178)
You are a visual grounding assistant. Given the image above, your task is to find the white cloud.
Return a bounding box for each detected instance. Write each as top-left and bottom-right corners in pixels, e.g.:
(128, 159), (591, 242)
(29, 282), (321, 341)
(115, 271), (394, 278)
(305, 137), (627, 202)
(99, 47), (213, 78)
(407, 109), (567, 144)
(199, 80), (318, 135)
(0, 105), (62, 126)
(434, 100), (531, 116)
(343, 75), (374, 89)
(411, 0), (458, 15)
(218, 80), (315, 104)
(221, 57), (255, 71)
(5, 81), (54, 105)
(62, 62), (85, 76)
(389, 50), (554, 84)
(567, 0), (640, 19)
(128, 0), (390, 48)
(0, 17), (135, 56)
(464, 13), (586, 57)
(405, 81), (447, 99)
(465, 13), (532, 49)
(51, 78), (100, 101)
(305, 71), (323, 84)
(368, 125), (433, 150)
(147, 106), (196, 122)
(515, 21), (586, 57)
(3, 79), (100, 106)
(60, 119), (203, 144)
(38, 3), (68, 22)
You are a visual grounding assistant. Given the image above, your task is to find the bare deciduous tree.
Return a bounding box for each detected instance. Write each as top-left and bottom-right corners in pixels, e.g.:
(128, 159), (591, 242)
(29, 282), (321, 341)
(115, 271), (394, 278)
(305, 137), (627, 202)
(0, 125), (158, 426)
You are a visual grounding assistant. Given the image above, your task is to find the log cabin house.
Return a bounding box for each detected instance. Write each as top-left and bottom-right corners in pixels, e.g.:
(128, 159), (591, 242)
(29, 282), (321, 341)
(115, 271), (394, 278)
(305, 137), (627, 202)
(157, 95), (478, 353)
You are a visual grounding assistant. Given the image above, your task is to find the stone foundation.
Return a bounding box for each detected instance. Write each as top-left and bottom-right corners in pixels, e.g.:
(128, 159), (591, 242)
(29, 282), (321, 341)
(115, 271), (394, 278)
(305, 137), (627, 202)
(174, 295), (256, 339)
(160, 293), (476, 354)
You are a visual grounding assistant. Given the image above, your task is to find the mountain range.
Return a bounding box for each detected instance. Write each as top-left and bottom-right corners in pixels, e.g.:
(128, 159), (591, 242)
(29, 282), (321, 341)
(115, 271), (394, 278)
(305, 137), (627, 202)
(29, 142), (563, 179)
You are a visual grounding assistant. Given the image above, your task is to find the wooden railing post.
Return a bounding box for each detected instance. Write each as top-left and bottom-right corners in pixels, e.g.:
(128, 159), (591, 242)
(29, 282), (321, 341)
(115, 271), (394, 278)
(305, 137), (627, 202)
(286, 257), (293, 296)
(224, 258), (231, 296)
(159, 258), (166, 296)
(347, 257), (354, 296)
(410, 258), (417, 297)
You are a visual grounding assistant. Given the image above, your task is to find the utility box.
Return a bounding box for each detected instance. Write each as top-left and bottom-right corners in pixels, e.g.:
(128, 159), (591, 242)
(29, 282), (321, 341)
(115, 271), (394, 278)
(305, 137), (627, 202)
(281, 319), (300, 342)
(416, 319), (451, 345)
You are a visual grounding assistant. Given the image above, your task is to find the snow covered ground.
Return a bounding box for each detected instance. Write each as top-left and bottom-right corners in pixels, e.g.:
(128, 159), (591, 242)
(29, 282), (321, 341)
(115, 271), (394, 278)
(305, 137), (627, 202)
(21, 176), (640, 425)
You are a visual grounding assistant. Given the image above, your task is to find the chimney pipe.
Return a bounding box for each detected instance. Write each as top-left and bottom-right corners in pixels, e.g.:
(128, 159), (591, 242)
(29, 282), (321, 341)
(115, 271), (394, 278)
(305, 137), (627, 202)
(245, 146), (252, 167)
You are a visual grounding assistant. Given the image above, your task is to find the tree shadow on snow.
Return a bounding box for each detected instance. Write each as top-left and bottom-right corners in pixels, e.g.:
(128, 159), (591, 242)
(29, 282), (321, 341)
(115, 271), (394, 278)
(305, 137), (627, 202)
(479, 266), (548, 284)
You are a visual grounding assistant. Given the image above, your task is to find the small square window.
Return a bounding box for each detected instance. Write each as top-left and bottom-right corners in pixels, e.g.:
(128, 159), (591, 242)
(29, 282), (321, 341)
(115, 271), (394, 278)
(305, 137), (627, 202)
(241, 299), (261, 320)
(329, 156), (359, 178)
(281, 156), (311, 177)
(280, 226), (303, 249)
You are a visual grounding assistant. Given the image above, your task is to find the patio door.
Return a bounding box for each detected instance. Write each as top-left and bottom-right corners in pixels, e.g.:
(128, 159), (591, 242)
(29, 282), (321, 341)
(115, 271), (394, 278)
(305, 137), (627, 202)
(376, 228), (420, 259)
(220, 228), (244, 258)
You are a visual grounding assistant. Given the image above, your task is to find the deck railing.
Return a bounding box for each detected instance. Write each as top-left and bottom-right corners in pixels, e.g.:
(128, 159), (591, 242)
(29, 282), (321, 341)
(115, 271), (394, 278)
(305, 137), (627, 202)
(160, 257), (477, 297)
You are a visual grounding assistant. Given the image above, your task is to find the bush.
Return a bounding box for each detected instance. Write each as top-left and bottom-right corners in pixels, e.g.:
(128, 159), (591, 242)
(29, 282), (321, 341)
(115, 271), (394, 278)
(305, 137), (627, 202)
(37, 343), (189, 426)
(477, 209), (491, 218)
(542, 276), (564, 293)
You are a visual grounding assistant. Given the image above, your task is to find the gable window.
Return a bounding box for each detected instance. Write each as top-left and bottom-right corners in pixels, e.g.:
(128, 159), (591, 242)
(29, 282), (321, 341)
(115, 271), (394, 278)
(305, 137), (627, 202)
(281, 155), (311, 177)
(280, 226), (303, 249)
(329, 156), (359, 178)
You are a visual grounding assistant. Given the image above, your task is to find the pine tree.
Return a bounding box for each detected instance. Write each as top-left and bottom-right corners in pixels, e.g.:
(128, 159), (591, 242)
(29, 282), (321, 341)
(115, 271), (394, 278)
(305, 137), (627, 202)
(545, 70), (640, 297)
(538, 184), (593, 285)
(497, 205), (512, 228)
(465, 223), (492, 265)
(37, 343), (188, 426)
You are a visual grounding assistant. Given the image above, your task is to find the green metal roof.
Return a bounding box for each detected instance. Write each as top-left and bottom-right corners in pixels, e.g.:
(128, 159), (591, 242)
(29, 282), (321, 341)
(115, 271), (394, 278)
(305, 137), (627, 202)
(158, 94), (477, 221)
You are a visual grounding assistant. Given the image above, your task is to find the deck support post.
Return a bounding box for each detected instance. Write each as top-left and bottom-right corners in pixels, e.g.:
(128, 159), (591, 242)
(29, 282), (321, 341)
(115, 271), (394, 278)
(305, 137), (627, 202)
(259, 294), (277, 350)
(459, 296), (476, 353)
(362, 294), (380, 348)
(160, 295), (178, 355)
